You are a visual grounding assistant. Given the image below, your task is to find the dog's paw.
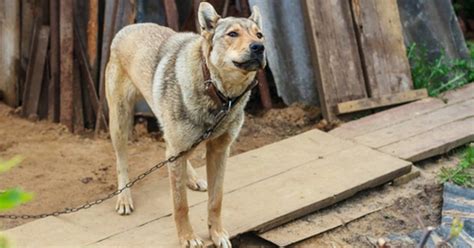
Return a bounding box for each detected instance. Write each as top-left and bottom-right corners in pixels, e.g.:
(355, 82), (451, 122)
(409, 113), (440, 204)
(210, 228), (231, 248)
(115, 189), (134, 215)
(180, 234), (204, 248)
(187, 177), (207, 192)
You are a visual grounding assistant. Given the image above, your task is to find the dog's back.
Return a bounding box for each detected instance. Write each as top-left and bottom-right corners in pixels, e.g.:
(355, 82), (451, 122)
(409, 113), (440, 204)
(108, 23), (175, 104)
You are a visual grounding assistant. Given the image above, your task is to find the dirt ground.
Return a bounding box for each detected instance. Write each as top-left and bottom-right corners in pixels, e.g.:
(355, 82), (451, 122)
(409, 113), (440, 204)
(0, 102), (320, 229)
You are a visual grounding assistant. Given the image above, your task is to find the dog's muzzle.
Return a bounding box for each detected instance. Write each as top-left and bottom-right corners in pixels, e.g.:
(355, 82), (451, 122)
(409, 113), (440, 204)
(233, 42), (265, 71)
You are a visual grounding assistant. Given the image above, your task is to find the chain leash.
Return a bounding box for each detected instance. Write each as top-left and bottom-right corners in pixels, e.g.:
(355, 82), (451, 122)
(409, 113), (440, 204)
(0, 79), (258, 220)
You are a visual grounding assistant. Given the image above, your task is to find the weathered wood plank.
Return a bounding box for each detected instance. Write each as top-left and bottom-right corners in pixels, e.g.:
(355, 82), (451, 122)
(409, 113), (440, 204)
(5, 130), (353, 245)
(336, 89), (427, 114)
(20, 0), (38, 100)
(91, 146), (411, 247)
(95, 0), (119, 134)
(73, 62), (84, 133)
(87, 0), (99, 84)
(22, 25), (50, 118)
(0, 0), (21, 107)
(163, 0), (179, 31)
(5, 130), (411, 247)
(353, 99), (474, 148)
(439, 82), (474, 104)
(258, 168), (421, 247)
(48, 0), (59, 122)
(330, 98), (445, 139)
(59, 0), (74, 131)
(351, 0), (413, 97)
(301, 0), (367, 121)
(379, 117), (474, 162)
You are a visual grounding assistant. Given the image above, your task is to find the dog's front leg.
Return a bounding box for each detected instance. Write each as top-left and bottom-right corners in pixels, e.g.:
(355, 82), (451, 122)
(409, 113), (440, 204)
(167, 148), (203, 248)
(206, 133), (233, 248)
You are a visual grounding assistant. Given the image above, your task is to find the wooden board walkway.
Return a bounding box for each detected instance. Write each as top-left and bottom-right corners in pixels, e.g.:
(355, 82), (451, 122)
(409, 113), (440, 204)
(331, 83), (474, 162)
(3, 130), (411, 247)
(259, 84), (474, 246)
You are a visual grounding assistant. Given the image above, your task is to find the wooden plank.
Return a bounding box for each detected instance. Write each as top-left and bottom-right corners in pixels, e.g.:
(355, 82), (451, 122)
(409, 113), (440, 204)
(5, 130), (411, 247)
(353, 99), (474, 148)
(20, 0), (38, 100)
(86, 0), (99, 84)
(95, 0), (118, 134)
(331, 98), (446, 139)
(350, 0), (413, 97)
(0, 0), (21, 107)
(258, 168), (421, 247)
(59, 0), (74, 131)
(38, 54), (50, 119)
(48, 0), (59, 122)
(73, 61), (84, 133)
(5, 130), (354, 245)
(91, 146), (411, 247)
(21, 26), (50, 118)
(439, 82), (474, 104)
(336, 89), (428, 114)
(379, 117), (474, 162)
(163, 0), (179, 31)
(301, 0), (367, 122)
(4, 217), (104, 247)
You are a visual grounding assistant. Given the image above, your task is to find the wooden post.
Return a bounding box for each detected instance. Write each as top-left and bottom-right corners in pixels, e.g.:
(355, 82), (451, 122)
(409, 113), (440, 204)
(257, 70), (272, 109)
(95, 0), (118, 135)
(22, 25), (50, 119)
(20, 0), (38, 100)
(163, 0), (179, 31)
(59, 0), (74, 131)
(48, 0), (59, 122)
(0, 0), (21, 107)
(87, 0), (99, 83)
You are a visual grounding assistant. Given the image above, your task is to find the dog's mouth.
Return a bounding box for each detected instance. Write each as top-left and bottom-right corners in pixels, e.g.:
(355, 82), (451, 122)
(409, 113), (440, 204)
(232, 58), (263, 71)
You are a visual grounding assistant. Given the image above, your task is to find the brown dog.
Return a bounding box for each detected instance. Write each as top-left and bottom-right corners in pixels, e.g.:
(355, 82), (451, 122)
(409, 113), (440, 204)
(105, 2), (265, 247)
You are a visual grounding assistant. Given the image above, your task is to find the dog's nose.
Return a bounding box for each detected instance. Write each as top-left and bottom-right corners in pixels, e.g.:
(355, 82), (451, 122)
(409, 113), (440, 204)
(250, 43), (265, 54)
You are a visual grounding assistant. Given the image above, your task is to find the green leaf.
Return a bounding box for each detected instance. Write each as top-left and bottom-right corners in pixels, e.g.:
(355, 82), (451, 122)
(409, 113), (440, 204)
(0, 188), (33, 211)
(0, 156), (23, 173)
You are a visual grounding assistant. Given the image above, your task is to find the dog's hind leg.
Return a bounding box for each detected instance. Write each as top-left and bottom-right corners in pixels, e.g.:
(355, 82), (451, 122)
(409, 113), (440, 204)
(186, 160), (207, 192)
(105, 55), (138, 215)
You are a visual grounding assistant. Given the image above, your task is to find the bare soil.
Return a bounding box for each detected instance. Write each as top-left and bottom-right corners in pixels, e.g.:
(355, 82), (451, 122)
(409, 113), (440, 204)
(0, 102), (320, 230)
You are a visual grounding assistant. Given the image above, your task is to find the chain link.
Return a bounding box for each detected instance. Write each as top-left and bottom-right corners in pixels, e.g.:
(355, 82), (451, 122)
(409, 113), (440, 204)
(0, 79), (258, 220)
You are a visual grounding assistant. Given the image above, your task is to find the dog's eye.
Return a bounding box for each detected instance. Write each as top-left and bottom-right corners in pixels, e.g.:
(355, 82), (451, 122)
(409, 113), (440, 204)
(227, 31), (238, 37)
(256, 32), (263, 39)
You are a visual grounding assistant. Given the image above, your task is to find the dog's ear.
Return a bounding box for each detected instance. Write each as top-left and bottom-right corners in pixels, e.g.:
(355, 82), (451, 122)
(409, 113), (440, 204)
(249, 6), (262, 29)
(198, 2), (220, 32)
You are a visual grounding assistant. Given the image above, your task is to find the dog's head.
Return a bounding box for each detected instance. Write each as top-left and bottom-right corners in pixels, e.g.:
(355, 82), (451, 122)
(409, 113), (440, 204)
(198, 2), (266, 73)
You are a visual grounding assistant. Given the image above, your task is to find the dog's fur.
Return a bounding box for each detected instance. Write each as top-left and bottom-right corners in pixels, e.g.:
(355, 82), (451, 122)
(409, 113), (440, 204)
(105, 3), (265, 247)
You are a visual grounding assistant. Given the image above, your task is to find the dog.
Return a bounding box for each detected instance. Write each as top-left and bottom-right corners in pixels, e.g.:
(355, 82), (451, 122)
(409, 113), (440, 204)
(105, 2), (266, 247)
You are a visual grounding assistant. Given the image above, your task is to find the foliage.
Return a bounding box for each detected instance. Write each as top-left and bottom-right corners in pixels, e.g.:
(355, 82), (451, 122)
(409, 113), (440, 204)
(0, 156), (33, 210)
(453, 0), (474, 18)
(407, 43), (474, 96)
(439, 146), (474, 187)
(0, 156), (33, 248)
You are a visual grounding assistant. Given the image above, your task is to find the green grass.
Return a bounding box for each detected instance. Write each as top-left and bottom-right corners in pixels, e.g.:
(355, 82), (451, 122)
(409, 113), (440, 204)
(407, 43), (474, 96)
(439, 145), (474, 188)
